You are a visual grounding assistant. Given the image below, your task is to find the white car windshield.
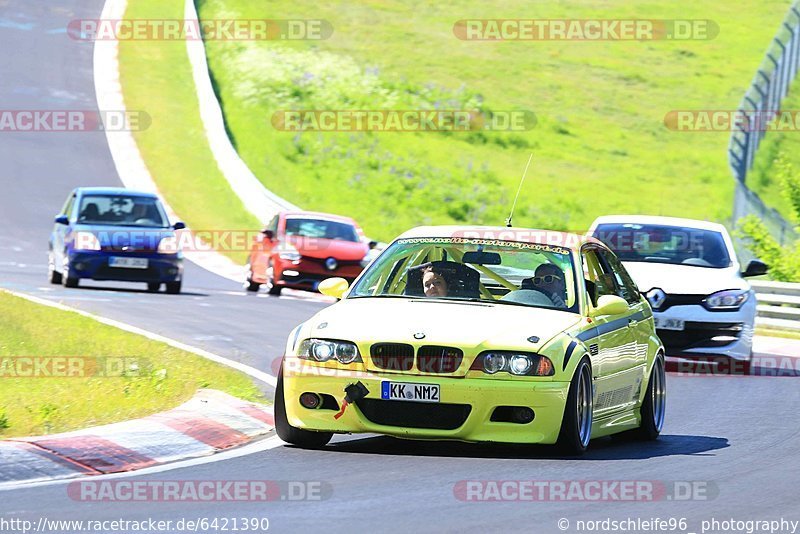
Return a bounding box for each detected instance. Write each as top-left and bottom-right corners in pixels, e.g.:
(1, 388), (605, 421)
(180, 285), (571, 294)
(593, 223), (732, 268)
(349, 237), (579, 311)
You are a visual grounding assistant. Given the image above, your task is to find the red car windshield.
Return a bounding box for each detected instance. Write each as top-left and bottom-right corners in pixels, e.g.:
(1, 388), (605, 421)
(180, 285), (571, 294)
(285, 218), (359, 242)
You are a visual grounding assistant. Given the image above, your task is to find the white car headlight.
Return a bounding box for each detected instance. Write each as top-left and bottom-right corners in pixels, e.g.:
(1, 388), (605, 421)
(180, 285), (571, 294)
(278, 243), (301, 261)
(298, 339), (362, 364)
(73, 232), (101, 251)
(157, 236), (179, 254)
(704, 289), (749, 310)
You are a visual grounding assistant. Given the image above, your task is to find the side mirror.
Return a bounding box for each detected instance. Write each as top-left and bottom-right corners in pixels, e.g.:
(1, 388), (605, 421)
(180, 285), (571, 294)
(262, 229), (274, 240)
(173, 221), (186, 230)
(318, 277), (349, 299)
(54, 215), (69, 225)
(742, 259), (768, 278)
(590, 295), (629, 317)
(368, 240), (378, 250)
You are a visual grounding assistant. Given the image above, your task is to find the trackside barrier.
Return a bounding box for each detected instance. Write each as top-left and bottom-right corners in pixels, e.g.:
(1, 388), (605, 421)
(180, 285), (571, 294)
(728, 2), (800, 247)
(752, 280), (800, 332)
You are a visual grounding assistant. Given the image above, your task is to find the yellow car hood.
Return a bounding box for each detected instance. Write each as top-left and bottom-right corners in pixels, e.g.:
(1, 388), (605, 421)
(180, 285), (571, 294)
(306, 297), (582, 368)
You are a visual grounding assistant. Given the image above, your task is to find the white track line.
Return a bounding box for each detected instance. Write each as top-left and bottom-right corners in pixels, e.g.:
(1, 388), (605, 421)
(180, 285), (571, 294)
(2, 288), (277, 388)
(0, 435), (286, 492)
(184, 0), (297, 222)
(93, 0), (247, 284)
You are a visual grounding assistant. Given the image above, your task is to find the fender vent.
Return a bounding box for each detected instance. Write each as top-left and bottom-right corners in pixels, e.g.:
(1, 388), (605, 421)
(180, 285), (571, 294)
(589, 344), (599, 356)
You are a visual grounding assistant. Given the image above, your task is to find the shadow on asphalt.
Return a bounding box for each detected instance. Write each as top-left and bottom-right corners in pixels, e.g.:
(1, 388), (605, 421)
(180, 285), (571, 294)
(60, 284), (208, 297)
(309, 433), (730, 461)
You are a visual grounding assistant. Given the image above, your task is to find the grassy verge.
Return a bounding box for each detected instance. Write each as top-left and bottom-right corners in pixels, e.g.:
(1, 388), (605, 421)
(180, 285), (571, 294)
(748, 85), (800, 225)
(755, 326), (800, 341)
(117, 0), (260, 263)
(0, 291), (264, 438)
(196, 0), (792, 242)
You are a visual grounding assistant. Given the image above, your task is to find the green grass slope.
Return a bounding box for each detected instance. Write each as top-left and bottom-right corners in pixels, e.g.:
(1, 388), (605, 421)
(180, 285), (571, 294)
(0, 291), (263, 438)
(197, 0), (792, 242)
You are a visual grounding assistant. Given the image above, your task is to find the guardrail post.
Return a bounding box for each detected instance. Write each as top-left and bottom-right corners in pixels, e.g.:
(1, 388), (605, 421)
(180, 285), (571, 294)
(784, 23), (797, 81)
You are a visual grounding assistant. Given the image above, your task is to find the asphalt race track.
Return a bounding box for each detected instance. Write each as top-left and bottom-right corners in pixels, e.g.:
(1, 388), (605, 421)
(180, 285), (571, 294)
(1, 2), (799, 533)
(0, 0), (327, 383)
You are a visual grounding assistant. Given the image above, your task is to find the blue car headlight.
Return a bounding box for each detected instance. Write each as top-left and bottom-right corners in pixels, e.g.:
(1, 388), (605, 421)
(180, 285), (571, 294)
(703, 289), (749, 311)
(73, 232), (101, 251)
(297, 339), (362, 364)
(157, 235), (179, 254)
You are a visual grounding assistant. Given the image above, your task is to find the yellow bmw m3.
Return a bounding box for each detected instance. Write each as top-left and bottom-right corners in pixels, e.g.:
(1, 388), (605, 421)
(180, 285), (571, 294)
(275, 226), (666, 455)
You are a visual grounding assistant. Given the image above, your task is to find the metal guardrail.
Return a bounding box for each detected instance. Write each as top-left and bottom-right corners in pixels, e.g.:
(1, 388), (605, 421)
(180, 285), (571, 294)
(728, 2), (800, 248)
(729, 2), (800, 181)
(752, 280), (800, 332)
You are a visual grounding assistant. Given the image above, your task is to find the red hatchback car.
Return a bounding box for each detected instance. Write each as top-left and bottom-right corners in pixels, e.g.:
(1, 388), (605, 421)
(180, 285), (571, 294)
(245, 211), (372, 295)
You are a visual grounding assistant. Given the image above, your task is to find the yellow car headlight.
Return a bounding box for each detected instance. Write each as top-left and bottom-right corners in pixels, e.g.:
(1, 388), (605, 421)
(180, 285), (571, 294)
(298, 339), (362, 364)
(471, 351), (554, 376)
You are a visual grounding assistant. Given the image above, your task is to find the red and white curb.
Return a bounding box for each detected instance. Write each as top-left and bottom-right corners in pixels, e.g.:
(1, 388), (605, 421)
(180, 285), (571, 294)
(0, 390), (273, 488)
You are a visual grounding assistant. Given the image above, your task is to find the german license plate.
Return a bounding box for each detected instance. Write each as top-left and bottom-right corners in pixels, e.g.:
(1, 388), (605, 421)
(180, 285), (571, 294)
(381, 381), (440, 403)
(655, 317), (685, 331)
(109, 256), (148, 269)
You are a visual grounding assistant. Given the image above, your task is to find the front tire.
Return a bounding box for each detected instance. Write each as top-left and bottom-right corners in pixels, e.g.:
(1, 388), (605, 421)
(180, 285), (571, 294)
(61, 257), (79, 288)
(275, 368), (332, 448)
(244, 265), (260, 292)
(634, 354), (666, 440)
(556, 357), (593, 455)
(165, 281), (182, 294)
(265, 260), (282, 296)
(48, 252), (62, 284)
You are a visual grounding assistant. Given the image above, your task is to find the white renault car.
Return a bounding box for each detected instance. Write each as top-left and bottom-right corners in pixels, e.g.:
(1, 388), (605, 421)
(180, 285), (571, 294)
(588, 216), (767, 369)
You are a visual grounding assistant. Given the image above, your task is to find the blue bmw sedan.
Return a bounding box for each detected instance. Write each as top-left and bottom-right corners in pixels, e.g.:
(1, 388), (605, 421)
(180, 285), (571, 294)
(49, 187), (185, 293)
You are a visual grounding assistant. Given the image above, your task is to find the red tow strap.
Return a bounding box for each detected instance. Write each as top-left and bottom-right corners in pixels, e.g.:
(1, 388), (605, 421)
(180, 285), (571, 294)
(333, 399), (349, 420)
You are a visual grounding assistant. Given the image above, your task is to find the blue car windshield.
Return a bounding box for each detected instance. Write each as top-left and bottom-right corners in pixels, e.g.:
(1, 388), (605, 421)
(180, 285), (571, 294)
(77, 195), (169, 228)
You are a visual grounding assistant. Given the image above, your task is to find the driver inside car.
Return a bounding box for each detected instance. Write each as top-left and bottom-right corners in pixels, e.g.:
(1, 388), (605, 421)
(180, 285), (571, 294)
(421, 265), (449, 297)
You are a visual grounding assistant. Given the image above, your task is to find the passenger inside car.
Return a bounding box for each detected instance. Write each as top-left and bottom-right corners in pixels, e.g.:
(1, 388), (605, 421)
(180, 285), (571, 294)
(520, 263), (568, 308)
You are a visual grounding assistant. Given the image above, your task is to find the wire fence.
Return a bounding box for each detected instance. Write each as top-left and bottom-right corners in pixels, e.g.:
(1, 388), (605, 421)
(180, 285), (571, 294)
(728, 1), (800, 247)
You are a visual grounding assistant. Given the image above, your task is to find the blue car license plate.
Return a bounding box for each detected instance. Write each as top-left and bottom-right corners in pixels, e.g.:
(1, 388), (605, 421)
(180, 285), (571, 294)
(109, 256), (148, 269)
(381, 381), (440, 403)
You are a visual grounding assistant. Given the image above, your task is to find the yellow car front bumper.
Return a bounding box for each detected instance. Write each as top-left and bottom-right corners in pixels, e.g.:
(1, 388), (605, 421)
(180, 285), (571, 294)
(283, 363), (571, 444)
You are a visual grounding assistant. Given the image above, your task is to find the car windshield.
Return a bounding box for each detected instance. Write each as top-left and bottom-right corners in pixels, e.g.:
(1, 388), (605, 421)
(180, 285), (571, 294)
(593, 223), (732, 268)
(77, 195), (169, 228)
(349, 237), (578, 311)
(285, 218), (359, 242)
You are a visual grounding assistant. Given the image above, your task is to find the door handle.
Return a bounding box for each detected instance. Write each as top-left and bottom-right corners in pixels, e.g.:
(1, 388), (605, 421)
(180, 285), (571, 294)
(628, 319), (638, 328)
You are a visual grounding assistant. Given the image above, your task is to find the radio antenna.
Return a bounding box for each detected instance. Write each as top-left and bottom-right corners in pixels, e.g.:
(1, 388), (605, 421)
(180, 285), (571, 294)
(505, 152), (533, 227)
